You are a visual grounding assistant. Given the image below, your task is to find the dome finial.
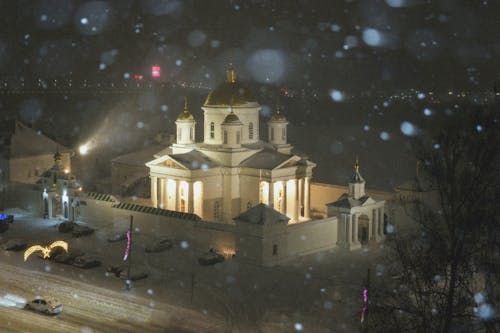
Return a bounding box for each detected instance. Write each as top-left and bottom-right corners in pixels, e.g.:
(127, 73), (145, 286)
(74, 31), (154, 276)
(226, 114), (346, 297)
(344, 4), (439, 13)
(276, 95), (281, 114)
(184, 96), (188, 113)
(226, 63), (236, 83)
(354, 155), (359, 173)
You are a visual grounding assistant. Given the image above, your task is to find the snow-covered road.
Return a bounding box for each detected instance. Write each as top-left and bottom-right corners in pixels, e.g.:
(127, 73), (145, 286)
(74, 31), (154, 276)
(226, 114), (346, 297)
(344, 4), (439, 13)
(0, 261), (223, 333)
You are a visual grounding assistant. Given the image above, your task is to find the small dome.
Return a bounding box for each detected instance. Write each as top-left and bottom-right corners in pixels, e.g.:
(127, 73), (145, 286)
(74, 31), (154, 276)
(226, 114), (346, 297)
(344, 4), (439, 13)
(204, 67), (257, 106)
(177, 97), (194, 121)
(222, 111), (242, 125)
(270, 111), (287, 121)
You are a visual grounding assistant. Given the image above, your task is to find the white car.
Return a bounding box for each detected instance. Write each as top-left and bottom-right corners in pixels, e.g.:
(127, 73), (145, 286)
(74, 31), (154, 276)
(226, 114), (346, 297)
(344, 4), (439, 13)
(25, 296), (62, 315)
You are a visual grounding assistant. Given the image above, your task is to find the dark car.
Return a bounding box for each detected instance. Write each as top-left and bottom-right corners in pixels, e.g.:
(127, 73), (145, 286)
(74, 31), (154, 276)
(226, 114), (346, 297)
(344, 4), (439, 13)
(198, 249), (225, 266)
(107, 232), (127, 243)
(145, 238), (173, 253)
(73, 256), (101, 269)
(58, 221), (78, 233)
(106, 264), (125, 277)
(72, 225), (94, 238)
(0, 214), (14, 223)
(2, 239), (27, 251)
(25, 296), (62, 315)
(0, 222), (9, 233)
(53, 248), (85, 265)
(119, 270), (149, 281)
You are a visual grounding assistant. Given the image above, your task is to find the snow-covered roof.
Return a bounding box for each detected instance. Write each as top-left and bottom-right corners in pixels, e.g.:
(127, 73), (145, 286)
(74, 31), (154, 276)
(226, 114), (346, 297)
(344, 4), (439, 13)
(0, 120), (70, 158)
(111, 145), (164, 167)
(112, 202), (201, 221)
(239, 149), (294, 169)
(327, 193), (374, 209)
(234, 203), (289, 225)
(170, 150), (220, 170)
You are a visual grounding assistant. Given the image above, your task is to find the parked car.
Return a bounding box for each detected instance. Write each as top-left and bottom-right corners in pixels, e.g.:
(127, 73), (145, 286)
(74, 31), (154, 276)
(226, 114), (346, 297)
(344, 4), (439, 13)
(198, 249), (225, 266)
(106, 264), (125, 277)
(145, 238), (173, 253)
(0, 221), (9, 233)
(0, 293), (26, 309)
(73, 256), (101, 269)
(72, 225), (94, 238)
(0, 214), (14, 223)
(24, 296), (62, 315)
(58, 221), (78, 233)
(119, 270), (149, 281)
(107, 232), (127, 243)
(2, 239), (27, 251)
(53, 248), (85, 265)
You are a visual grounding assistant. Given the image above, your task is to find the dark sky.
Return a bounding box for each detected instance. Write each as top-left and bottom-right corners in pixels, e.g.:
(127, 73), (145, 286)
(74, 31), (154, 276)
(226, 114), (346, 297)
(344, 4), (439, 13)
(0, 0), (498, 189)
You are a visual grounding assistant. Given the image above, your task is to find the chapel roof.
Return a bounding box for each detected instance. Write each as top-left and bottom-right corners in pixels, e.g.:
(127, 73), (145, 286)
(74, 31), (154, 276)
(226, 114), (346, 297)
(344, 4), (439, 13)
(234, 203), (289, 225)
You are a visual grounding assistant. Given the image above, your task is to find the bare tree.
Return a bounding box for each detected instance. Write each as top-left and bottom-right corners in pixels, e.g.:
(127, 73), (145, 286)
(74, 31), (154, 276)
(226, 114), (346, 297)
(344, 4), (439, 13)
(367, 107), (500, 333)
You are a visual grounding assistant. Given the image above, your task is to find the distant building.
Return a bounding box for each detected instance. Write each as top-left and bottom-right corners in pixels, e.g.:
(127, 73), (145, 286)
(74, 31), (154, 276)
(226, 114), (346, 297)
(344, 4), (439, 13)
(0, 120), (71, 187)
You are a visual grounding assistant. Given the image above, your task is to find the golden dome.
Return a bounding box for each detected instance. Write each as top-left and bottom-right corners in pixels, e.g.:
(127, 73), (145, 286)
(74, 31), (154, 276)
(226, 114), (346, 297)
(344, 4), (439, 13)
(222, 111), (242, 125)
(270, 102), (287, 121)
(177, 97), (194, 121)
(204, 66), (257, 106)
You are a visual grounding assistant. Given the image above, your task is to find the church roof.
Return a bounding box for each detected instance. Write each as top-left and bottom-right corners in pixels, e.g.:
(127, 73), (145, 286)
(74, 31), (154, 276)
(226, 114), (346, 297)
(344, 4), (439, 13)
(112, 145), (164, 167)
(327, 193), (373, 209)
(0, 120), (70, 158)
(204, 67), (257, 106)
(234, 203), (289, 225)
(170, 150), (220, 170)
(239, 148), (295, 169)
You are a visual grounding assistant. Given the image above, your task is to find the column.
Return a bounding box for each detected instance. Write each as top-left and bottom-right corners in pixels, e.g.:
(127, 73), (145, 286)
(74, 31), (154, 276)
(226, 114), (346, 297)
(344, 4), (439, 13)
(269, 181), (274, 208)
(286, 179), (298, 222)
(175, 180), (180, 211)
(346, 214), (352, 247)
(298, 178), (303, 218)
(150, 176), (158, 208)
(281, 181), (286, 215)
(304, 176), (310, 219)
(380, 206), (385, 236)
(159, 178), (166, 209)
(374, 208), (380, 241)
(188, 181), (194, 213)
(353, 214), (359, 243)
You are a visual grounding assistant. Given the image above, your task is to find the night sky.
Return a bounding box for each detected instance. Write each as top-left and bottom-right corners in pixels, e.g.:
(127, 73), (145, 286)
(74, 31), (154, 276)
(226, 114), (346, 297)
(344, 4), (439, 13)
(0, 0), (498, 189)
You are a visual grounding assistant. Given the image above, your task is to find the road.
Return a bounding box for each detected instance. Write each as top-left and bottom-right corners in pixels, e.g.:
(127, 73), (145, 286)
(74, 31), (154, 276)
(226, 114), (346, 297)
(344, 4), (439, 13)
(0, 261), (224, 333)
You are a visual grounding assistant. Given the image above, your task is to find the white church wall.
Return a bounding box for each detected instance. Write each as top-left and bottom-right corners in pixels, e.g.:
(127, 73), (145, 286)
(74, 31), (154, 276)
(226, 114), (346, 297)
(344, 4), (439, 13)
(286, 217), (338, 257)
(310, 182), (346, 218)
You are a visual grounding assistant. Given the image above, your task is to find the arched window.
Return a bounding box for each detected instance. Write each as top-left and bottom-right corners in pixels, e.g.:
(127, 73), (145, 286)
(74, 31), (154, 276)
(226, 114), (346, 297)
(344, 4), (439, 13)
(236, 131), (240, 144)
(210, 122), (215, 139)
(282, 128), (286, 140)
(248, 122), (254, 139)
(223, 130), (228, 144)
(271, 128), (274, 141)
(190, 128), (193, 141)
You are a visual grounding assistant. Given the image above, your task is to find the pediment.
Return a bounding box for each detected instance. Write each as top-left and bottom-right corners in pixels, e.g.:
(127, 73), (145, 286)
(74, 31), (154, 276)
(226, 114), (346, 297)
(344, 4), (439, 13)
(146, 155), (188, 170)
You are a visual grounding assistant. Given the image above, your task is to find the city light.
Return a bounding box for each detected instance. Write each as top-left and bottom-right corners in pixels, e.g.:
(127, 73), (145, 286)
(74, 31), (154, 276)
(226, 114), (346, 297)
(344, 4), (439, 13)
(151, 65), (161, 78)
(24, 241), (69, 261)
(79, 144), (90, 155)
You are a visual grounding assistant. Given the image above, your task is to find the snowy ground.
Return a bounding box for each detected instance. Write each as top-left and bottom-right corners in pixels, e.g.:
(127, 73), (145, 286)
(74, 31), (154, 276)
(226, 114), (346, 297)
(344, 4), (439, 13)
(0, 208), (389, 332)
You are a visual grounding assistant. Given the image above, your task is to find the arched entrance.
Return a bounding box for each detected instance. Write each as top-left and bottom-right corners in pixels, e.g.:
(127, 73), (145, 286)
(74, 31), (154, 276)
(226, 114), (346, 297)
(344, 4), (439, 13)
(358, 214), (370, 245)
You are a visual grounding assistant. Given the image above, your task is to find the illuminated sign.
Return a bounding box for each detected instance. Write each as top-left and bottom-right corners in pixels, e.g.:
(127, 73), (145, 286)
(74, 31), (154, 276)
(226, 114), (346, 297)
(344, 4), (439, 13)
(24, 241), (69, 261)
(361, 287), (368, 322)
(151, 65), (161, 78)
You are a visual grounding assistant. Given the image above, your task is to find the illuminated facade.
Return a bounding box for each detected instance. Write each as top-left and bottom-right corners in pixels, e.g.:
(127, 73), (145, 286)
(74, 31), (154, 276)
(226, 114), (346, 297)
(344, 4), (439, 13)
(146, 67), (316, 224)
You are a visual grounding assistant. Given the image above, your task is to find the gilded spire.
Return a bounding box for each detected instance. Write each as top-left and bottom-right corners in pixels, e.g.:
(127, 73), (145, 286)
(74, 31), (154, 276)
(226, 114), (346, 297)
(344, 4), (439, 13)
(184, 96), (188, 112)
(226, 63), (236, 83)
(354, 155), (359, 173)
(270, 94), (287, 121)
(177, 96), (194, 120)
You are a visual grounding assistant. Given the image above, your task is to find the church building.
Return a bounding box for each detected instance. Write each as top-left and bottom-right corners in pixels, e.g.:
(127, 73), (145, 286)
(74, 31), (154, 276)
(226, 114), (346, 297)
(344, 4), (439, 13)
(146, 67), (316, 224)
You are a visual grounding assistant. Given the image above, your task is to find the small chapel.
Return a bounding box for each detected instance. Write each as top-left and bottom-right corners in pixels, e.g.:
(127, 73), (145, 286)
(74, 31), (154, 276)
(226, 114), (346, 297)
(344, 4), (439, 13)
(146, 66), (316, 224)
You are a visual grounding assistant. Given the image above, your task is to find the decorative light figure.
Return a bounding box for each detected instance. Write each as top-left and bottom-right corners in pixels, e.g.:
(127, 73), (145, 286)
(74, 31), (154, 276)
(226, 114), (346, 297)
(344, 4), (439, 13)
(24, 241), (69, 261)
(361, 287), (368, 322)
(123, 230), (131, 261)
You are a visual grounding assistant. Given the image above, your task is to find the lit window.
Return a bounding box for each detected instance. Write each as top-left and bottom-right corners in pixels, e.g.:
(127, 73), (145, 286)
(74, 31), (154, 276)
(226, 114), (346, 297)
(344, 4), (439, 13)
(210, 122), (215, 139)
(249, 122), (254, 139)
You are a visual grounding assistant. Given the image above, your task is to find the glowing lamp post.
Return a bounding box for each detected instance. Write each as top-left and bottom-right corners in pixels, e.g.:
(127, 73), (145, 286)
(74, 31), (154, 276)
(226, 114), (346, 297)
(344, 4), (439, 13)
(151, 65), (161, 78)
